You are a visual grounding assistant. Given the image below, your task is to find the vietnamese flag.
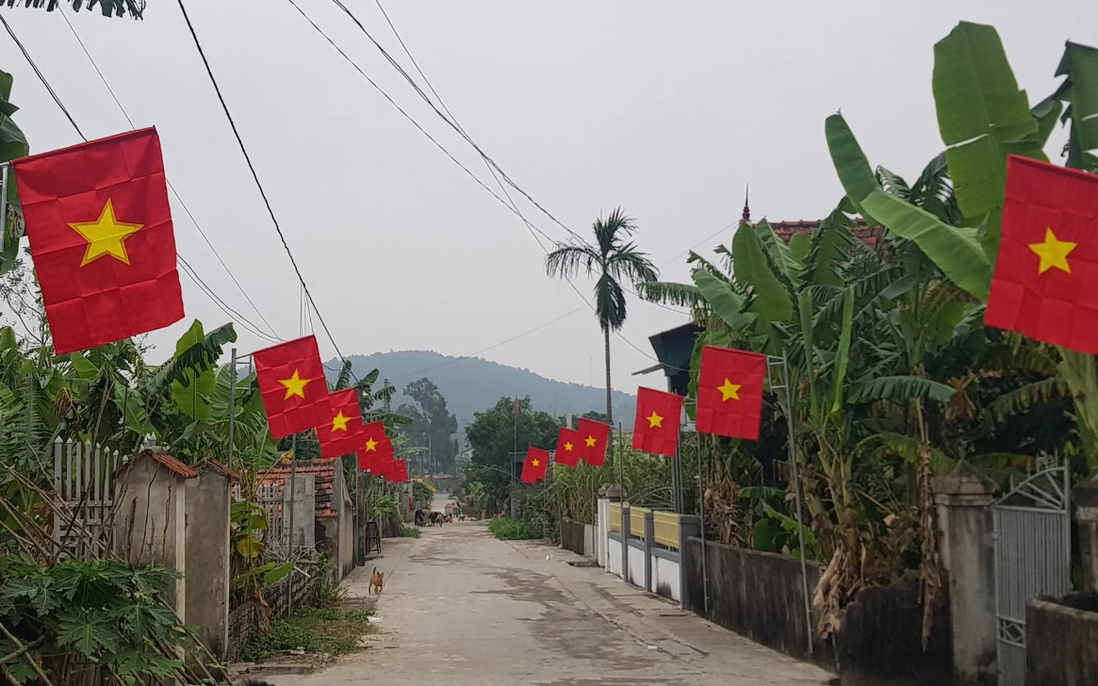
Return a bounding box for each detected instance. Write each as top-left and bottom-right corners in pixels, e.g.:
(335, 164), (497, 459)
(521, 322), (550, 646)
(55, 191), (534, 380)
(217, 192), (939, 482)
(358, 420), (394, 473)
(388, 459), (409, 483)
(318, 388), (365, 458)
(632, 387), (684, 457)
(577, 418), (611, 466)
(696, 346), (767, 440)
(521, 447), (549, 484)
(986, 156), (1098, 353)
(11, 128), (183, 354)
(253, 336), (329, 438)
(555, 427), (581, 467)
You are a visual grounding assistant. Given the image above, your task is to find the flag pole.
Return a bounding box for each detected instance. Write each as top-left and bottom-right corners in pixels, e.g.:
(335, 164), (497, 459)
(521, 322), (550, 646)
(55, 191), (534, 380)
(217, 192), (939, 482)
(287, 432), (298, 614)
(776, 350), (813, 655)
(0, 163), (8, 255)
(697, 429), (709, 614)
(227, 347), (237, 471)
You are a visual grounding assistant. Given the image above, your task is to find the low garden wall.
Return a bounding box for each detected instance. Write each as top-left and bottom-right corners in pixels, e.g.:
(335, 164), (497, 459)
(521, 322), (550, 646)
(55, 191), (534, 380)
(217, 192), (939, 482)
(1027, 594), (1098, 686)
(681, 537), (951, 685)
(226, 567), (324, 662)
(561, 517), (586, 556)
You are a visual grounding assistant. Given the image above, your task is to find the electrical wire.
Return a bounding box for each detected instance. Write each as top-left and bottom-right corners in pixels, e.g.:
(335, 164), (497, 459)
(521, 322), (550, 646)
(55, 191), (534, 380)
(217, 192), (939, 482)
(1, 12), (283, 344)
(0, 12), (85, 141)
(285, 0), (684, 359)
(175, 0), (358, 378)
(56, 6), (281, 340)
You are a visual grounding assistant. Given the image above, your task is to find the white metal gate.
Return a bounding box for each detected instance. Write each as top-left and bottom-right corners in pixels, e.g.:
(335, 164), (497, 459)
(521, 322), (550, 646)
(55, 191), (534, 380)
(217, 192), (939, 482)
(52, 438), (122, 559)
(992, 460), (1071, 686)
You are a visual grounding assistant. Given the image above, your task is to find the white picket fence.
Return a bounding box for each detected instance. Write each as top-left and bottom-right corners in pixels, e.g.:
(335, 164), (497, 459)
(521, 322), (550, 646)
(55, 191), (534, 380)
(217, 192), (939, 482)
(52, 438), (122, 559)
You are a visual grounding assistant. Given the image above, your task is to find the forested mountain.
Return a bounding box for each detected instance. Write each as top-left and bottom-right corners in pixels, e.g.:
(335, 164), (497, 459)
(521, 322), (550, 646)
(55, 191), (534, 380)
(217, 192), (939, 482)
(332, 350), (638, 434)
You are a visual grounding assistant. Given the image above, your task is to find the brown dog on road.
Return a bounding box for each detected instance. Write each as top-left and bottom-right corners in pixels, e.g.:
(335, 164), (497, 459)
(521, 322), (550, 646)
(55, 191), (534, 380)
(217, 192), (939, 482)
(369, 566), (385, 594)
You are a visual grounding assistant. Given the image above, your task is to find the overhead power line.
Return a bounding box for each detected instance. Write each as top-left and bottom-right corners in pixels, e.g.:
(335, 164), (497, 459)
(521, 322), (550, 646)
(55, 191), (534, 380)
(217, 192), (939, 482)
(57, 6), (281, 341)
(175, 0), (357, 375)
(289, 0), (685, 364)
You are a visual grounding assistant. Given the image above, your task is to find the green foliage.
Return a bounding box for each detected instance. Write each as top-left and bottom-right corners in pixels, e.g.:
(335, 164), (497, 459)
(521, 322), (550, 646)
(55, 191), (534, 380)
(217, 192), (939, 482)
(242, 606), (373, 661)
(397, 377), (459, 473)
(0, 555), (188, 684)
(1, 0), (144, 19)
(464, 396), (560, 511)
(400, 525), (421, 538)
(487, 517), (543, 540)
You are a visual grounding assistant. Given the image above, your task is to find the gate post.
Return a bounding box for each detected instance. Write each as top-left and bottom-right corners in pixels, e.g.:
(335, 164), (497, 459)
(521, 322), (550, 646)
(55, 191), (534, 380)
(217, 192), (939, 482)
(933, 468), (998, 686)
(1074, 474), (1098, 594)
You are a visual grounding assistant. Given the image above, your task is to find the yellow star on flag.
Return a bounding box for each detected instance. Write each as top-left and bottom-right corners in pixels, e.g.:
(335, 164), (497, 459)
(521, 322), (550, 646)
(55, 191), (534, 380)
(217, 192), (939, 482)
(279, 370), (312, 400)
(68, 198), (144, 267)
(1029, 227), (1077, 274)
(584, 435), (597, 448)
(364, 437), (379, 452)
(564, 442), (574, 451)
(718, 378), (742, 402)
(531, 458), (541, 467)
(646, 411), (664, 428)
(331, 411), (351, 432)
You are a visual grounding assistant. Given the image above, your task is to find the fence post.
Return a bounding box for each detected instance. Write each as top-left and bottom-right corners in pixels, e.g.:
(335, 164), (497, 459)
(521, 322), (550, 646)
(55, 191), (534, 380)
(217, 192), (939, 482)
(643, 511), (655, 593)
(933, 469), (998, 686)
(677, 515), (699, 610)
(1074, 474), (1098, 594)
(620, 504), (630, 584)
(185, 461), (234, 660)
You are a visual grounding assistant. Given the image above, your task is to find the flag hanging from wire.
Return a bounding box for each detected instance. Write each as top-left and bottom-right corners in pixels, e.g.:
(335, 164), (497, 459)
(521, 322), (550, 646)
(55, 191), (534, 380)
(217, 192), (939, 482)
(11, 128), (184, 354)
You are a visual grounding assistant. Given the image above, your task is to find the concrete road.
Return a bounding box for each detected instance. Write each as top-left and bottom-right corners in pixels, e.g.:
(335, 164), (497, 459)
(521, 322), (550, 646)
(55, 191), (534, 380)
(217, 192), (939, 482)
(277, 523), (833, 686)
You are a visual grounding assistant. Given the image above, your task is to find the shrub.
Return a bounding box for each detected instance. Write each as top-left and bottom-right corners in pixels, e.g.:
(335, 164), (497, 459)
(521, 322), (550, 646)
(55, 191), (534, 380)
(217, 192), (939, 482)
(400, 526), (421, 538)
(488, 517), (543, 540)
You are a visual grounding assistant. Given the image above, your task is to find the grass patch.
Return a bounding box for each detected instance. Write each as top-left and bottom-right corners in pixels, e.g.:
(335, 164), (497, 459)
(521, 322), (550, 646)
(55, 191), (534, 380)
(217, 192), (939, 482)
(488, 517), (543, 540)
(400, 525), (421, 538)
(243, 606), (374, 661)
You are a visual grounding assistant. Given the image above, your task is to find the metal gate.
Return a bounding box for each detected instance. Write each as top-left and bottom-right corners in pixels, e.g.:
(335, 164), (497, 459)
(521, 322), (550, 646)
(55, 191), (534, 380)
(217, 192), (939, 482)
(992, 460), (1071, 686)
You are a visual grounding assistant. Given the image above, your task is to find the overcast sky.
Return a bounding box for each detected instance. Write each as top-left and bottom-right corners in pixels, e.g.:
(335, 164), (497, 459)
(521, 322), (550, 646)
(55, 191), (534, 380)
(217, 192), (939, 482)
(1, 1), (1095, 392)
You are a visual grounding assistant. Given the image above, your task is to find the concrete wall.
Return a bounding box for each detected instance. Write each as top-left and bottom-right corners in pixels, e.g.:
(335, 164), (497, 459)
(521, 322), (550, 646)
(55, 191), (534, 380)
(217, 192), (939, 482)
(583, 523), (597, 558)
(113, 459), (188, 619)
(606, 533), (623, 577)
(561, 517), (586, 556)
(596, 499), (611, 567)
(1027, 594), (1098, 686)
(682, 536), (825, 663)
(652, 551), (680, 602)
(334, 466), (354, 579)
(626, 539), (645, 587)
(284, 473), (316, 550)
(184, 465), (233, 660)
(682, 537), (951, 685)
(226, 569), (324, 661)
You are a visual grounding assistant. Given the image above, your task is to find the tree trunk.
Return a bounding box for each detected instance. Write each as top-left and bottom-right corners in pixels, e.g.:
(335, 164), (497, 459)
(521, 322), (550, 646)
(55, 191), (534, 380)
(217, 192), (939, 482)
(604, 327), (613, 425)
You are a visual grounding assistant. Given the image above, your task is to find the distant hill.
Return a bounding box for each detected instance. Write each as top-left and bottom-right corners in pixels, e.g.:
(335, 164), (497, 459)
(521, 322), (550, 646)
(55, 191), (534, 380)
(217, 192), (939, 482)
(331, 350), (636, 433)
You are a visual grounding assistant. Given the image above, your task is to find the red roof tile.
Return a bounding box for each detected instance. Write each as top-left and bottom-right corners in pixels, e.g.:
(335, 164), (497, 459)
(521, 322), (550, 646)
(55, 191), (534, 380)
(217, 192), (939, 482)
(117, 450), (198, 479)
(768, 218), (881, 248)
(258, 457), (341, 519)
(196, 459), (241, 482)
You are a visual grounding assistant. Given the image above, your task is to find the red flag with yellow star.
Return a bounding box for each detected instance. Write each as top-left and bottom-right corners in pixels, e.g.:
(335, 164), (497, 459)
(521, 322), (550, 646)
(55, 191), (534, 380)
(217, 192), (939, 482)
(696, 346), (766, 440)
(986, 156), (1098, 353)
(318, 388), (366, 458)
(521, 447), (549, 484)
(253, 336), (329, 439)
(576, 418), (611, 466)
(11, 128), (183, 354)
(555, 427), (581, 467)
(632, 387), (683, 457)
(358, 421), (395, 473)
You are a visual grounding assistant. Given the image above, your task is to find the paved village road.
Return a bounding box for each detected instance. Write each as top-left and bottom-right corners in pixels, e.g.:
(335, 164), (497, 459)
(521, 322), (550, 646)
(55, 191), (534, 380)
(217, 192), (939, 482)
(275, 522), (833, 686)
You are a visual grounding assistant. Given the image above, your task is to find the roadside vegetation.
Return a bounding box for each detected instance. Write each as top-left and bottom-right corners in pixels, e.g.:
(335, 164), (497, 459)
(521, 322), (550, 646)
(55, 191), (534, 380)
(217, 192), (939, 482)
(243, 606), (375, 661)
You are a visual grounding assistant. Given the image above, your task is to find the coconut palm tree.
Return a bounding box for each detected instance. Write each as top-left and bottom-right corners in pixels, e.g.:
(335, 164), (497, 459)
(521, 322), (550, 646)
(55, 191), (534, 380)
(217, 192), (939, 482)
(545, 208), (658, 425)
